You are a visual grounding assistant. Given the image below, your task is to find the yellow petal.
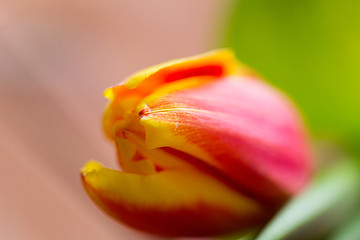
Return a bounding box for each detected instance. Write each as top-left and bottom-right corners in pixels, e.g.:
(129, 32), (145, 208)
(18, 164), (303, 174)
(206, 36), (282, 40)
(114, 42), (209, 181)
(81, 160), (267, 237)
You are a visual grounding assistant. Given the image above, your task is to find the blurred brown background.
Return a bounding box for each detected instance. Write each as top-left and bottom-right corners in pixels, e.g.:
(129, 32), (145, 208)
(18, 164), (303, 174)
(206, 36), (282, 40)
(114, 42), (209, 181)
(0, 1), (231, 239)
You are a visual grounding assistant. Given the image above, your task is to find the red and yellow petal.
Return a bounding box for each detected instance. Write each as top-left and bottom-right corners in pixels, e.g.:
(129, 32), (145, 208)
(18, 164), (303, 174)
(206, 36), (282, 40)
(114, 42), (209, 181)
(103, 49), (248, 140)
(137, 76), (311, 204)
(123, 49), (240, 90)
(81, 161), (269, 237)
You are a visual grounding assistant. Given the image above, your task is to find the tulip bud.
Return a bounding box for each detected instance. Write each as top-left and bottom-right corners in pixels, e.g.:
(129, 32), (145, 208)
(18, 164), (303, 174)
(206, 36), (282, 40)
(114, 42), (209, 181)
(81, 50), (312, 237)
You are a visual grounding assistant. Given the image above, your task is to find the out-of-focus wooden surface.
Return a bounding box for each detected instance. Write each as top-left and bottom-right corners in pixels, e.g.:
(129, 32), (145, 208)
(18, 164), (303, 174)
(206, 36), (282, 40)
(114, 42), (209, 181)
(0, 1), (229, 239)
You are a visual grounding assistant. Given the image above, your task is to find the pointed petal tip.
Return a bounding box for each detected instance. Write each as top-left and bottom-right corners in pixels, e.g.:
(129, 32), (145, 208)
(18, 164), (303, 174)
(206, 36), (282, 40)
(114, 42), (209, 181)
(81, 160), (103, 177)
(104, 87), (114, 100)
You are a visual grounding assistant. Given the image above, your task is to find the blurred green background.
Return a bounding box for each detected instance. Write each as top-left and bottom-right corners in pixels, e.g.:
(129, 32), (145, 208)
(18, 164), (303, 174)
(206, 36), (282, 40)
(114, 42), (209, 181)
(225, 1), (360, 239)
(225, 0), (360, 154)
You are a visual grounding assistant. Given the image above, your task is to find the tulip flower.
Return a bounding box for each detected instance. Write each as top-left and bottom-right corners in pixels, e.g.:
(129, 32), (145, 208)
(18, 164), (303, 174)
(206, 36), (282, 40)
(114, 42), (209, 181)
(81, 50), (312, 237)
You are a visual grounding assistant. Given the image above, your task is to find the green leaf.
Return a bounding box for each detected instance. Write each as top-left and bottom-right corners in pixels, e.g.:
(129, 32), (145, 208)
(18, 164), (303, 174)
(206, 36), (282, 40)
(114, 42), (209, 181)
(253, 159), (360, 240)
(225, 0), (360, 150)
(330, 211), (360, 240)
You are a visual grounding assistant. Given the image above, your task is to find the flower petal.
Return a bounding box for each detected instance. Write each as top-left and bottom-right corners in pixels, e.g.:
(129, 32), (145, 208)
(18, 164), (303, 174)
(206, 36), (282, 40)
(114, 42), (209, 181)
(81, 161), (268, 237)
(103, 49), (243, 140)
(138, 76), (312, 204)
(124, 49), (240, 89)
